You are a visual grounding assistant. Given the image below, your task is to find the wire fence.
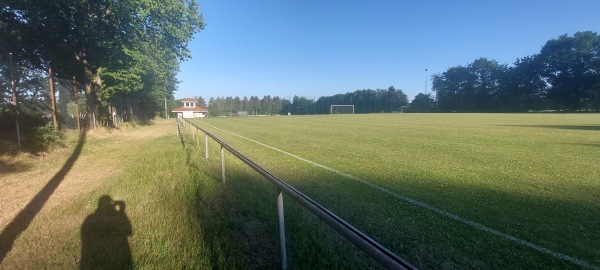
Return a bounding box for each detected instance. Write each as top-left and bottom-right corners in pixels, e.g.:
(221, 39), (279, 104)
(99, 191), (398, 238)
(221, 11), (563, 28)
(1, 58), (88, 152)
(1, 57), (149, 152)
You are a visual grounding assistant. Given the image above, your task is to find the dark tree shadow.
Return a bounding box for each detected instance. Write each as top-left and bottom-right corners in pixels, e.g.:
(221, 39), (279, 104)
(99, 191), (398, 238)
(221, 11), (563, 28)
(502, 124), (600, 131)
(0, 130), (86, 263)
(80, 195), (133, 270)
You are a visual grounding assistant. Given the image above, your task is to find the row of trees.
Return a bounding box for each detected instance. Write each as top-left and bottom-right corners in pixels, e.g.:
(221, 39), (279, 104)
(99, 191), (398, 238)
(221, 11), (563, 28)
(207, 86), (410, 116)
(208, 96), (289, 116)
(1, 0), (205, 128)
(204, 31), (599, 116)
(432, 31), (600, 112)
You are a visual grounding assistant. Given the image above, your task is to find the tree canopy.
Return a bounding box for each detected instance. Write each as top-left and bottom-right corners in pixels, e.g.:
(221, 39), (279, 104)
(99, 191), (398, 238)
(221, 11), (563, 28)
(432, 31), (600, 112)
(1, 0), (205, 124)
(207, 86), (409, 116)
(204, 32), (600, 115)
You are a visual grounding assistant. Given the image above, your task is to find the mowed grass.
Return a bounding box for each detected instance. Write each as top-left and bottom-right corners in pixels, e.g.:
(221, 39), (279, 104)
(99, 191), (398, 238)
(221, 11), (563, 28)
(189, 113), (600, 269)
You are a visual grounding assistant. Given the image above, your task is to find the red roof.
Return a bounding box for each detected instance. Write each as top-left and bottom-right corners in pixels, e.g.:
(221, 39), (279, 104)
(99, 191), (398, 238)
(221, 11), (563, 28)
(171, 106), (207, 112)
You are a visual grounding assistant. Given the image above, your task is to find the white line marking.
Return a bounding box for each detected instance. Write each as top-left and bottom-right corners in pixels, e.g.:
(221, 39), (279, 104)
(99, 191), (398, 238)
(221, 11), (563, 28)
(200, 121), (599, 270)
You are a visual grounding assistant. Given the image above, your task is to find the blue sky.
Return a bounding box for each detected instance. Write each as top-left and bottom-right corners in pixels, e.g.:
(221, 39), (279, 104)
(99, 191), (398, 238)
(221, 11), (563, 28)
(176, 0), (600, 102)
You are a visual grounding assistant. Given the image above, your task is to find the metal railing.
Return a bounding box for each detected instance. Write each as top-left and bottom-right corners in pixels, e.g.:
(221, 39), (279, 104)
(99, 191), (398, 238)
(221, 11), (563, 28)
(177, 118), (417, 270)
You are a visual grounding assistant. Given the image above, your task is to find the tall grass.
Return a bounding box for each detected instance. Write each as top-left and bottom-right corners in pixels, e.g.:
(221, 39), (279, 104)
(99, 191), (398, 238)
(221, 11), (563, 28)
(189, 113), (600, 269)
(1, 122), (213, 269)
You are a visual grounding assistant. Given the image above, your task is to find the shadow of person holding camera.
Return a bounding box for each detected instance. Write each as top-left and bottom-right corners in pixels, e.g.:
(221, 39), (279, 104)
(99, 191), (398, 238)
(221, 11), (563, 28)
(80, 195), (133, 270)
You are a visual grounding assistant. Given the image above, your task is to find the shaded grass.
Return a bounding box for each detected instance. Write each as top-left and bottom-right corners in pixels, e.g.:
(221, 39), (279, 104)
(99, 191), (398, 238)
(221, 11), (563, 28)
(189, 113), (600, 269)
(181, 119), (381, 269)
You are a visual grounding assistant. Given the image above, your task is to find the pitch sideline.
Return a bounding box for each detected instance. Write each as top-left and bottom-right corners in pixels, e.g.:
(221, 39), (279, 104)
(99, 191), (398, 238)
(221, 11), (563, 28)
(199, 121), (598, 270)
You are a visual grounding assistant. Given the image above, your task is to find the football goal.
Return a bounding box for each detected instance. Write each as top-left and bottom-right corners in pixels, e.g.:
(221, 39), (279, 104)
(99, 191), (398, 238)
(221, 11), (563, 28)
(330, 105), (354, 114)
(400, 106), (419, 113)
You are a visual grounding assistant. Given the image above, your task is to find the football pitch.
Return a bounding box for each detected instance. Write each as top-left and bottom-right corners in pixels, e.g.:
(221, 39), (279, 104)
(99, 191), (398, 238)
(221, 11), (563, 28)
(189, 113), (600, 269)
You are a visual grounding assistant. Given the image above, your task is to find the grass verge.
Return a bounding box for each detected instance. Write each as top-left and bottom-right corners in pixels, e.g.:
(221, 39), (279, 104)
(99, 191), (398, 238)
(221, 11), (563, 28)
(1, 120), (210, 269)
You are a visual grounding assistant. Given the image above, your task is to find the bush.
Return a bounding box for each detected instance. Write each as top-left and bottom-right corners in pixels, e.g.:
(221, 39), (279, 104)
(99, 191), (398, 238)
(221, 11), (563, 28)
(31, 122), (64, 152)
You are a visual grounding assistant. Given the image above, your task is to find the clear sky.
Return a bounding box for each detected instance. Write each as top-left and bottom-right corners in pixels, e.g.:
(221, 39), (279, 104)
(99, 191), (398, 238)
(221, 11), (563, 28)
(175, 0), (600, 102)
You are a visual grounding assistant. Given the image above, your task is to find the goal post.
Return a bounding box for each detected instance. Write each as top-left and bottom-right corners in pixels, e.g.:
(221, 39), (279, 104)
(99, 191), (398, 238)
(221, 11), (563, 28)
(330, 105), (354, 114)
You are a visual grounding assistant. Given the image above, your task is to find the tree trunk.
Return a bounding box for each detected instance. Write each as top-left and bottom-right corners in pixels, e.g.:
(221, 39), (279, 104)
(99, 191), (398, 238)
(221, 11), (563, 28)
(81, 50), (103, 129)
(83, 70), (95, 129)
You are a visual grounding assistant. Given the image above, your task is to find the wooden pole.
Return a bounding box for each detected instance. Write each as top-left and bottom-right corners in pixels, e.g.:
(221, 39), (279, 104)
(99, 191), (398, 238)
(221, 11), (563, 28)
(73, 76), (81, 130)
(9, 53), (21, 149)
(49, 67), (58, 129)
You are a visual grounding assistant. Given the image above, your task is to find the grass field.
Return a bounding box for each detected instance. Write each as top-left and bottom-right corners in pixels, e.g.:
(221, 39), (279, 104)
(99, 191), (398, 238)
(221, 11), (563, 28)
(1, 115), (598, 269)
(189, 113), (600, 269)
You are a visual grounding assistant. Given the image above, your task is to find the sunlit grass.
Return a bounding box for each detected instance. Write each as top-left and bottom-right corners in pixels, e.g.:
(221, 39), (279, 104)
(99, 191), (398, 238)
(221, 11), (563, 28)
(189, 113), (600, 269)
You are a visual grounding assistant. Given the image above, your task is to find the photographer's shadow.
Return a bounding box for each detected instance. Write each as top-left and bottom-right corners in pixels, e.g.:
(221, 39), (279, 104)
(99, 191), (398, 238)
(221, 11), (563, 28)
(81, 195), (133, 270)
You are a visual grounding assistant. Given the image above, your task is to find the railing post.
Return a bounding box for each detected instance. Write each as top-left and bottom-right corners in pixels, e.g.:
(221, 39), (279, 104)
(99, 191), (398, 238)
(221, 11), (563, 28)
(205, 134), (209, 159)
(176, 122), (180, 137)
(220, 145), (226, 183)
(277, 189), (288, 270)
(196, 128), (200, 146)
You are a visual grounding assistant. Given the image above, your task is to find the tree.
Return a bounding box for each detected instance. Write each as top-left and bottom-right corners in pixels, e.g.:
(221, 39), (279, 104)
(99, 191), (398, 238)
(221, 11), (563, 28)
(469, 58), (506, 111)
(411, 93), (436, 112)
(537, 31), (600, 111)
(193, 96), (207, 108)
(432, 58), (506, 112)
(241, 96), (250, 111)
(208, 97), (224, 116)
(502, 56), (548, 112)
(1, 0), (205, 125)
(249, 96), (260, 115)
(432, 65), (472, 112)
(384, 86), (409, 112)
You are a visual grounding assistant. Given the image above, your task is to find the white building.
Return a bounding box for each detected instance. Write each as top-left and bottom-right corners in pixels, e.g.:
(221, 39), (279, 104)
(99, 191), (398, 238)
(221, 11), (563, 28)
(172, 98), (208, 118)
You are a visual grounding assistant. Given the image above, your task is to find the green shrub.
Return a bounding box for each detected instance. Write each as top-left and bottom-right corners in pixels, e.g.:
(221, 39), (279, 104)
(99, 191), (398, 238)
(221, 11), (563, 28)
(31, 122), (64, 151)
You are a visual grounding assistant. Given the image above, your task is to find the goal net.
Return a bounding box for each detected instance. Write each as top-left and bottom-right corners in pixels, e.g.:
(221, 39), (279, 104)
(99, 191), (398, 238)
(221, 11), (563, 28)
(400, 106), (419, 113)
(330, 105), (354, 114)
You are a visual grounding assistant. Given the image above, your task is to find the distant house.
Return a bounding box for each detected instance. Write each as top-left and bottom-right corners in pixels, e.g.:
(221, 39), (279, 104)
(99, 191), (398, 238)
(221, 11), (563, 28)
(172, 98), (208, 118)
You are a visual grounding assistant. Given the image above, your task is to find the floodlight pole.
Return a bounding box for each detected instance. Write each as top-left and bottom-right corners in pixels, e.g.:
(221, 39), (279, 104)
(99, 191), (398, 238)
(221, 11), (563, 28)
(9, 53), (21, 149)
(425, 68), (428, 112)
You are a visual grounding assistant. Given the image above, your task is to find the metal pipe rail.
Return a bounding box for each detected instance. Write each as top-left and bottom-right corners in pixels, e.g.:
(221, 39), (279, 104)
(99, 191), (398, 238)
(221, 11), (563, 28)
(177, 118), (417, 270)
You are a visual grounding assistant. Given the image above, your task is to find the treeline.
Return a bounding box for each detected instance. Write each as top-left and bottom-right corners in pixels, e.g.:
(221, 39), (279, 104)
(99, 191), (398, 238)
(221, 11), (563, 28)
(1, 0), (204, 128)
(209, 31), (599, 115)
(207, 86), (409, 116)
(432, 31), (600, 112)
